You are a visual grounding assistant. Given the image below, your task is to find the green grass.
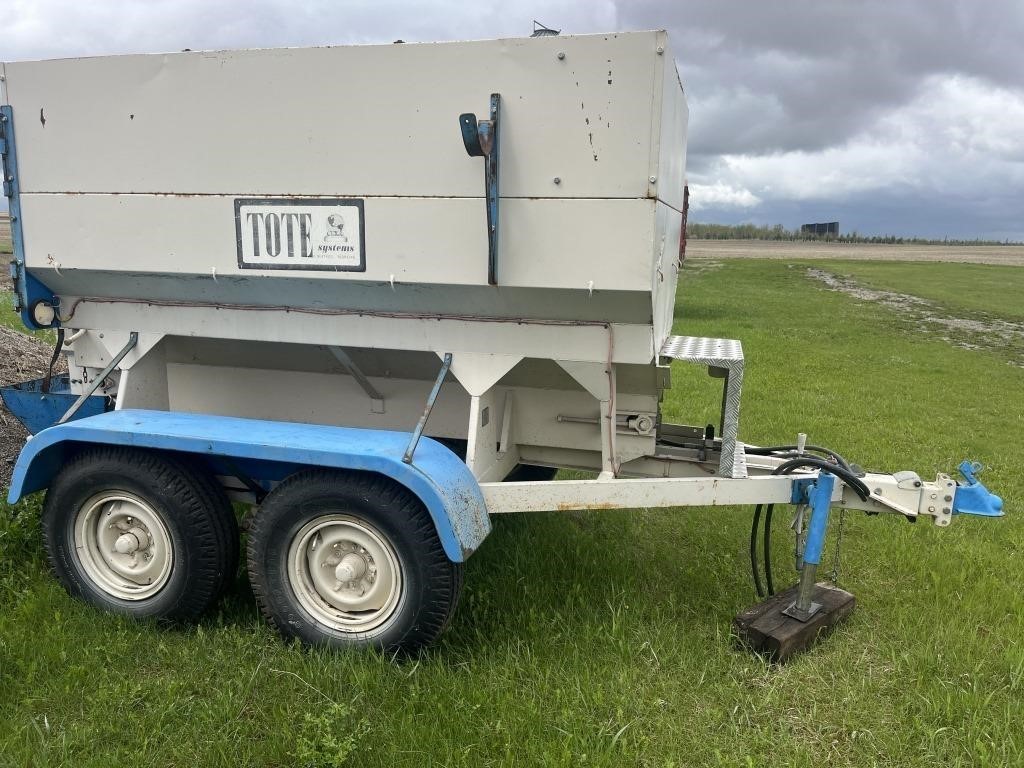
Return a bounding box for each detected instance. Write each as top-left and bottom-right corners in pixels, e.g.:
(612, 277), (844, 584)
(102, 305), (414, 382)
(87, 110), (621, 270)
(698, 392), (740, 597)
(2, 261), (1023, 767)
(822, 260), (1024, 321)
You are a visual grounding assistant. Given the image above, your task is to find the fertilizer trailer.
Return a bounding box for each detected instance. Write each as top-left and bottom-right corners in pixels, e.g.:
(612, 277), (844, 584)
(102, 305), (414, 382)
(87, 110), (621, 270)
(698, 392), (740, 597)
(0, 32), (1002, 659)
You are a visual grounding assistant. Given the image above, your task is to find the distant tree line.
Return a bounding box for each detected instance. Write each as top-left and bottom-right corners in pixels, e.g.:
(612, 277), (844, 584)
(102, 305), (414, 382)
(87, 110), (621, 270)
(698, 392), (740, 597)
(688, 222), (1022, 246)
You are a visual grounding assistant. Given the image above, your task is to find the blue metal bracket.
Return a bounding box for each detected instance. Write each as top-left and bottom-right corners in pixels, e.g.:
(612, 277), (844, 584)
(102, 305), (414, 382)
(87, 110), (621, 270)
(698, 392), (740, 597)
(459, 93), (501, 285)
(953, 460), (1004, 518)
(790, 477), (814, 505)
(0, 105), (58, 330)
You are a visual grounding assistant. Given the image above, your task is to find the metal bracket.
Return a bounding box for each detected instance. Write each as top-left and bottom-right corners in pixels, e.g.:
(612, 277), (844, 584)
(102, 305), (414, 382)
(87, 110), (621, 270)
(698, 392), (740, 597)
(58, 332), (138, 425)
(329, 347), (385, 414)
(459, 94), (501, 285)
(403, 352), (453, 464)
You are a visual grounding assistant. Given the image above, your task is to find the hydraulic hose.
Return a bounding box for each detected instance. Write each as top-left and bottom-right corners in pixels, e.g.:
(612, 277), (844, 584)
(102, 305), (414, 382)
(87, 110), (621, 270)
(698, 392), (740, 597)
(754, 448), (870, 597)
(750, 504), (766, 598)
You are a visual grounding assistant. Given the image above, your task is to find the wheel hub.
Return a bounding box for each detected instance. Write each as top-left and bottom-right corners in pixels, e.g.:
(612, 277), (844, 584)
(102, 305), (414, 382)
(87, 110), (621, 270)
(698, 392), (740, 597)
(288, 515), (402, 634)
(74, 493), (174, 600)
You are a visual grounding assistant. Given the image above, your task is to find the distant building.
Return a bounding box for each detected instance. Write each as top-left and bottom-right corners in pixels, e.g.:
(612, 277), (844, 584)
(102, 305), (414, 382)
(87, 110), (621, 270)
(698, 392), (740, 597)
(801, 222), (839, 236)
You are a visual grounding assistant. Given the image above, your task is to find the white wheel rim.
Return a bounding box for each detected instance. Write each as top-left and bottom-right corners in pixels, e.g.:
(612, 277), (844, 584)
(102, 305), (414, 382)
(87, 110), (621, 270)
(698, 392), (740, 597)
(73, 492), (174, 601)
(287, 514), (403, 634)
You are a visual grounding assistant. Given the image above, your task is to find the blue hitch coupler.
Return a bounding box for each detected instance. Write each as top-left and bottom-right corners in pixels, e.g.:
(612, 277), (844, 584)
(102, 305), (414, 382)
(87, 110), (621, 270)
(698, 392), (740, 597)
(952, 461), (1003, 518)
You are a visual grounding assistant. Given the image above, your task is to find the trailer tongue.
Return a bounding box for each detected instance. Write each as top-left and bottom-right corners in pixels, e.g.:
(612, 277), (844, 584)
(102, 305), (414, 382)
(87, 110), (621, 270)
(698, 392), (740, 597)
(0, 31), (1002, 658)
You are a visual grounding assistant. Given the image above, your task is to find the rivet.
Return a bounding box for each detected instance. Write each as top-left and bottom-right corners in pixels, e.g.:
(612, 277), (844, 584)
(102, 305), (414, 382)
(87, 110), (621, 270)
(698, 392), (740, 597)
(553, 177), (561, 184)
(557, 52), (565, 60)
(656, 46), (665, 55)
(649, 175), (657, 183)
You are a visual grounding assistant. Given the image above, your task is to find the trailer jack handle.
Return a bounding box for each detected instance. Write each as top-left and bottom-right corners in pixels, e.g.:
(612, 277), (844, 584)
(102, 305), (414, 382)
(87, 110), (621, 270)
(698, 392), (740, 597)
(783, 473), (835, 621)
(459, 94), (501, 285)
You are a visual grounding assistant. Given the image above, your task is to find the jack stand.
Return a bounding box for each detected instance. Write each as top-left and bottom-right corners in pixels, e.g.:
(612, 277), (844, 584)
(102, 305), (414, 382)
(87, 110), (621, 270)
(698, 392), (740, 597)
(734, 471), (856, 662)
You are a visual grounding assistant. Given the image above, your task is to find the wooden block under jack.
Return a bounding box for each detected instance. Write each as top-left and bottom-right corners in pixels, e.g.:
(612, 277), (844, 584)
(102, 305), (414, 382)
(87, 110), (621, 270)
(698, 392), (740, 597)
(733, 582), (856, 663)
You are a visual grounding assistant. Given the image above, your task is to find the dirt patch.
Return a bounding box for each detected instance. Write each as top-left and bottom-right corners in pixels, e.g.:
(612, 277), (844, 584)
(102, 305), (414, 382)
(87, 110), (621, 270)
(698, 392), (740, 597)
(688, 239), (1024, 266)
(806, 267), (1024, 365)
(0, 326), (64, 488)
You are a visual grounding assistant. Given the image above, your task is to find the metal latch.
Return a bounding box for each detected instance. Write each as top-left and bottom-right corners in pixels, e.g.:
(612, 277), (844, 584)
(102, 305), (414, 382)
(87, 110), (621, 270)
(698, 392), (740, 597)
(459, 94), (501, 285)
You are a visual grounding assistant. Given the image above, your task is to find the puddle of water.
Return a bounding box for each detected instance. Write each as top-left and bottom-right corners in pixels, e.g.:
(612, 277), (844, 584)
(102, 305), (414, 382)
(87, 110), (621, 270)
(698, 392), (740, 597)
(806, 268), (1024, 366)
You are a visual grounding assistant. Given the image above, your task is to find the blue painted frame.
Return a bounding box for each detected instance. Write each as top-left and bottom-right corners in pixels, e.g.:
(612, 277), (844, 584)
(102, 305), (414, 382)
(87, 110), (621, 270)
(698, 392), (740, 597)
(1, 105), (58, 330)
(7, 410), (491, 561)
(1, 374), (108, 434)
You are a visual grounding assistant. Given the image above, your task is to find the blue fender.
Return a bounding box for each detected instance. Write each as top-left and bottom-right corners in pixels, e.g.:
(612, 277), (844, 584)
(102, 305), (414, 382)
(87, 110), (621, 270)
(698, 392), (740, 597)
(7, 409), (491, 561)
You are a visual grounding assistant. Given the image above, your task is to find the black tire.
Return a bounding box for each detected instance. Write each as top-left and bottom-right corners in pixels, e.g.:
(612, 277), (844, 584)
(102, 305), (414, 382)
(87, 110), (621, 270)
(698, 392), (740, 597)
(504, 464), (559, 482)
(41, 447), (237, 622)
(247, 469), (463, 653)
(178, 457), (240, 598)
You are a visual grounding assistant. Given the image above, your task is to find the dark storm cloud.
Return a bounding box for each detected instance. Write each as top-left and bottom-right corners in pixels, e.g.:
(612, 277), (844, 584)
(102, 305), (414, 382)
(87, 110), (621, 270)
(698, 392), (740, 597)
(618, 0), (1024, 160)
(1, 0), (1021, 237)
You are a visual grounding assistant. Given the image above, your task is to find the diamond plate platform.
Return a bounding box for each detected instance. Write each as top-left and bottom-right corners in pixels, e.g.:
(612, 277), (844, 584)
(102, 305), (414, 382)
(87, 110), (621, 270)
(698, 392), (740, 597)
(660, 335), (746, 478)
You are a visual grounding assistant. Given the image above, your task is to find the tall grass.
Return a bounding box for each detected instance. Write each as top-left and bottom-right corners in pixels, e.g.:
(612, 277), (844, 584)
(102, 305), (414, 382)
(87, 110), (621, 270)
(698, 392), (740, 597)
(1, 260), (1022, 766)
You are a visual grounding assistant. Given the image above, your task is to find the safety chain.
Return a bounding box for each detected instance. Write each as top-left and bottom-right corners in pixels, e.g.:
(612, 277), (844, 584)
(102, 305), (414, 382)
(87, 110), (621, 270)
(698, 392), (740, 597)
(829, 506), (847, 583)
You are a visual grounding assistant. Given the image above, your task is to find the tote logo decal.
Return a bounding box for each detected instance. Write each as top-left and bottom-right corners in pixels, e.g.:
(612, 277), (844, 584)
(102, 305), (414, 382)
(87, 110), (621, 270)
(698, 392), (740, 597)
(234, 199), (366, 271)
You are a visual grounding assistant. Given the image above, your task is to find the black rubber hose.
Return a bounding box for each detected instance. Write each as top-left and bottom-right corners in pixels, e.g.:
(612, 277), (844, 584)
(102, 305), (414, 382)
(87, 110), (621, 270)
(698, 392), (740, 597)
(41, 328), (65, 394)
(744, 444), (853, 472)
(763, 503), (776, 595)
(772, 457), (871, 501)
(750, 504), (766, 598)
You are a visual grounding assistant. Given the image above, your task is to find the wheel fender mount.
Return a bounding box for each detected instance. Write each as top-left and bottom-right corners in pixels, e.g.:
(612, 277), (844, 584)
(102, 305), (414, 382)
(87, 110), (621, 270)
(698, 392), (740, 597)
(6, 410), (491, 562)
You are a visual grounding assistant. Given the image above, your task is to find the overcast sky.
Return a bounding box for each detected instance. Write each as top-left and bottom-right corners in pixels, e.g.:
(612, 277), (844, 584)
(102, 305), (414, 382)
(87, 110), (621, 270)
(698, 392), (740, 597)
(2, 0), (1021, 239)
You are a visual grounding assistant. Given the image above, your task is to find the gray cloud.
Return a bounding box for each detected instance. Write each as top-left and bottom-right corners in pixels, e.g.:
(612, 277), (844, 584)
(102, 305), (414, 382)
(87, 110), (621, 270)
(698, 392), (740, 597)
(1, 0), (1021, 237)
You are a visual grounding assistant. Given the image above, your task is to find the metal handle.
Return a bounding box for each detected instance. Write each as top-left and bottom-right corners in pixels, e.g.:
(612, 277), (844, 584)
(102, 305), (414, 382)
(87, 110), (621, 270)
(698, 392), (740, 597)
(458, 94), (501, 285)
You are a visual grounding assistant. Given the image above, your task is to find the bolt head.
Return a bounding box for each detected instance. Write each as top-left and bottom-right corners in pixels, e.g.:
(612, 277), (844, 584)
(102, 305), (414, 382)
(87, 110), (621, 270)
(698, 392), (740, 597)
(656, 46), (665, 55)
(649, 176), (657, 183)
(553, 177), (561, 184)
(557, 52), (565, 60)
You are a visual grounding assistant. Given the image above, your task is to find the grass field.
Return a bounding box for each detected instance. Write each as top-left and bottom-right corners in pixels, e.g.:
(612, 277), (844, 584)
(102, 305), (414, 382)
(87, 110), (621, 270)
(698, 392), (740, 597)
(0, 214), (10, 254)
(1, 257), (1023, 767)
(688, 239), (1024, 266)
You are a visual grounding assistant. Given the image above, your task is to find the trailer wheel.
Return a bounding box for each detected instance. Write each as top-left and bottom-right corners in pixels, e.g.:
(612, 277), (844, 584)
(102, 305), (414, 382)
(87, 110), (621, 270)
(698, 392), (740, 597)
(41, 447), (237, 621)
(247, 469), (463, 653)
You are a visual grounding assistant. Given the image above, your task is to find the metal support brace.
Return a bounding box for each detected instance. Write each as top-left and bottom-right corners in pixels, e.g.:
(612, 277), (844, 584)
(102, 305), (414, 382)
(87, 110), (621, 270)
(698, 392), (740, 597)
(329, 347), (385, 413)
(783, 472), (835, 621)
(58, 332), (138, 424)
(459, 94), (501, 285)
(403, 352), (452, 464)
